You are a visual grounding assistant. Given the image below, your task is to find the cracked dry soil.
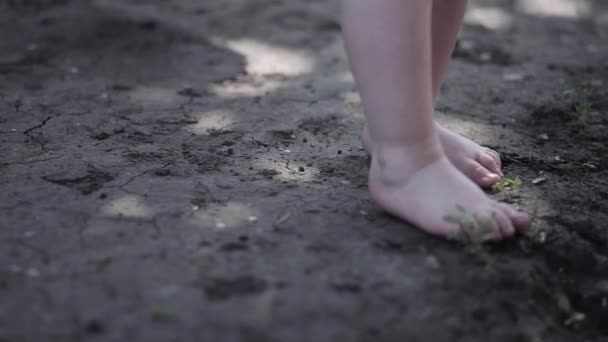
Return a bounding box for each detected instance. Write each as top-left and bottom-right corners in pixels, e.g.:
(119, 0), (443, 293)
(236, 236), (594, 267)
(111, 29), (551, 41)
(1, 1), (607, 341)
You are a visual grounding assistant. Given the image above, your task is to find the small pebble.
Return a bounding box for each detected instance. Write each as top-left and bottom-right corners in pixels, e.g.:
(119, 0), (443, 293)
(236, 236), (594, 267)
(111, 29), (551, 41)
(532, 177), (547, 185)
(537, 133), (549, 140)
(227, 148), (234, 155)
(216, 222), (226, 229)
(539, 231), (547, 244)
(590, 79), (603, 87)
(27, 268), (40, 278)
(583, 163), (597, 170)
(248, 216), (258, 222)
(284, 149), (291, 153)
(298, 167), (305, 172)
(503, 72), (525, 82)
(337, 150), (342, 155)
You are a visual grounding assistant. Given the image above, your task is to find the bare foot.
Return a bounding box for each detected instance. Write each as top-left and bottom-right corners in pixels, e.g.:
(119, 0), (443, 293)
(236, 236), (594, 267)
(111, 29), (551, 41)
(368, 140), (531, 240)
(362, 123), (503, 187)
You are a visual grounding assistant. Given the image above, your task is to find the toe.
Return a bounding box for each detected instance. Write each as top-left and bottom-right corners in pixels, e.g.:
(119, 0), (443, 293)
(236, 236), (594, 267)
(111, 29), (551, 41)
(494, 209), (515, 239)
(499, 203), (532, 230)
(466, 160), (501, 187)
(477, 151), (503, 177)
(488, 220), (504, 242)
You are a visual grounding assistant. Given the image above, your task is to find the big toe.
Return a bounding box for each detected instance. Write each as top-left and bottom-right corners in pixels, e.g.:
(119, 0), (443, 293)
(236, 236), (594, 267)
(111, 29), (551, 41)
(499, 203), (531, 230)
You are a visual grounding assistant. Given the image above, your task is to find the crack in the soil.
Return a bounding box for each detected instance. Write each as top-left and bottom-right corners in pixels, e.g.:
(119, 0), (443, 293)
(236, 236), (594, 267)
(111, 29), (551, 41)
(6, 238), (53, 264)
(0, 155), (62, 168)
(105, 163), (173, 192)
(23, 115), (52, 135)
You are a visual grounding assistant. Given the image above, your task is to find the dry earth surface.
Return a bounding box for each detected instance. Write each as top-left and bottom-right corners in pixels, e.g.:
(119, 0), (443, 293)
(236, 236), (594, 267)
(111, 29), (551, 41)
(1, 0), (607, 341)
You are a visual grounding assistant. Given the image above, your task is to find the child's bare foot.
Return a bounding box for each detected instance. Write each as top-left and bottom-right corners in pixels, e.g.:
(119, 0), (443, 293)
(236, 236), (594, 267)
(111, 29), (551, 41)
(362, 123), (503, 187)
(368, 139), (530, 240)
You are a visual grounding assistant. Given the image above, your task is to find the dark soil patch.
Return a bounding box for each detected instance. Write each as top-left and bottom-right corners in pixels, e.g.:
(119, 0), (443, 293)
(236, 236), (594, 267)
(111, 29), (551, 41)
(43, 169), (114, 194)
(204, 276), (269, 300)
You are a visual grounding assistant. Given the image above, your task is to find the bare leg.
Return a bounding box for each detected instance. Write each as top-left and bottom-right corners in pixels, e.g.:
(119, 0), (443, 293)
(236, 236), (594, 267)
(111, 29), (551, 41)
(341, 0), (530, 239)
(430, 0), (467, 98)
(361, 0), (504, 187)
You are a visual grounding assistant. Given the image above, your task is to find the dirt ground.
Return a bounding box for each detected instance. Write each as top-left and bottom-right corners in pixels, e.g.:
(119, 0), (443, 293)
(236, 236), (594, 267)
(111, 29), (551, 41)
(0, 0), (607, 341)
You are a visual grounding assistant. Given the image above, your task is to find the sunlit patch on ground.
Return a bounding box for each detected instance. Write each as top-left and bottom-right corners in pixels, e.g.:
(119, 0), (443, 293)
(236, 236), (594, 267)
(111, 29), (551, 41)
(516, 0), (590, 19)
(190, 201), (258, 229)
(435, 111), (521, 147)
(218, 38), (314, 76)
(465, 7), (513, 30)
(101, 194), (153, 218)
(187, 109), (235, 134)
(210, 77), (285, 98)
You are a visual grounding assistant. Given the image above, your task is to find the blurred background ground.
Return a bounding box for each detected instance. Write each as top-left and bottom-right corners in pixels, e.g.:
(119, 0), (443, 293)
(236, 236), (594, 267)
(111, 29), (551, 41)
(1, 0), (607, 341)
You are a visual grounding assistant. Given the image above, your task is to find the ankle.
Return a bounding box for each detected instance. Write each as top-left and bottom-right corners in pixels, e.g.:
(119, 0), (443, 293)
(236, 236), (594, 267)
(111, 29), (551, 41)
(370, 134), (444, 184)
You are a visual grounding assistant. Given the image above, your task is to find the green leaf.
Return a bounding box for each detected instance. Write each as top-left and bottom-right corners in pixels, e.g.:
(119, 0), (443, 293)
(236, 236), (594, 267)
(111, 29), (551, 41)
(556, 292), (572, 314)
(150, 307), (178, 322)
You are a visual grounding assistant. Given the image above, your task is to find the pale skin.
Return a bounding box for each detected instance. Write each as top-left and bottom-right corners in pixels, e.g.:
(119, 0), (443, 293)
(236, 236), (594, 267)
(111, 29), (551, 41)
(341, 0), (531, 240)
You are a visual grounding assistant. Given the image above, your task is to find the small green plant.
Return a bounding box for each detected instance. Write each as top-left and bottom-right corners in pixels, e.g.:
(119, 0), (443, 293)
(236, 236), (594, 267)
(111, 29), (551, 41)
(555, 291), (586, 326)
(444, 206), (496, 264)
(574, 100), (593, 124)
(492, 176), (522, 193)
(563, 87), (593, 124)
(150, 307), (178, 322)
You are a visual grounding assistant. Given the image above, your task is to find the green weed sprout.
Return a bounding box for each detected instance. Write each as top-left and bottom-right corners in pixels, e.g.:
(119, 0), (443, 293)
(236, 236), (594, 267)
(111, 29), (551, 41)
(556, 291), (586, 326)
(150, 307), (178, 322)
(444, 206), (496, 263)
(492, 176), (522, 193)
(564, 87), (593, 125)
